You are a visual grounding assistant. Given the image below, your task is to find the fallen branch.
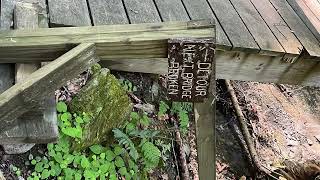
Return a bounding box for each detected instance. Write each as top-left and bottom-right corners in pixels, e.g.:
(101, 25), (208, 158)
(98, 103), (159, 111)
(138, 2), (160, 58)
(172, 117), (190, 180)
(224, 80), (272, 176)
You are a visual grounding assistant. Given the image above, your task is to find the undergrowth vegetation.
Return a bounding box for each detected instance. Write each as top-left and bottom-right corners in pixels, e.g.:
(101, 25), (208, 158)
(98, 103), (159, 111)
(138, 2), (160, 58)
(25, 102), (174, 180)
(25, 84), (193, 179)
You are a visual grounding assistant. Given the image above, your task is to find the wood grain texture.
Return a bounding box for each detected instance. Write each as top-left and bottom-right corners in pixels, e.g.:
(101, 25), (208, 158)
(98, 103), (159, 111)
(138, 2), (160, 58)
(251, 0), (303, 56)
(286, 0), (320, 41)
(301, 0), (320, 22)
(229, 0), (285, 55)
(0, 43), (99, 132)
(123, 0), (161, 23)
(269, 0), (320, 57)
(154, 0), (189, 21)
(101, 51), (320, 87)
(0, 21), (216, 63)
(207, 0), (260, 52)
(0, 0), (48, 29)
(48, 0), (91, 27)
(194, 76), (215, 180)
(181, 0), (232, 50)
(87, 0), (128, 25)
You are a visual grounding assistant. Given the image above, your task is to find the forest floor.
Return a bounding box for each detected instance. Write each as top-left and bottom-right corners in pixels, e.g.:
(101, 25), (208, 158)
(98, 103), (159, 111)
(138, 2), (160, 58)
(1, 72), (319, 180)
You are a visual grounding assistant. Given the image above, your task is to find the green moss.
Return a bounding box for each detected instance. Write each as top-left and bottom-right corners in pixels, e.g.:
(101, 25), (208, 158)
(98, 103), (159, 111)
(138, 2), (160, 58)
(70, 68), (132, 151)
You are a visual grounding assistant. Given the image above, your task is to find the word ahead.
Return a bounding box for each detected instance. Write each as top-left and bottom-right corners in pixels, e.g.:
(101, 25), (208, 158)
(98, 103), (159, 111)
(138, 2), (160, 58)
(167, 38), (215, 102)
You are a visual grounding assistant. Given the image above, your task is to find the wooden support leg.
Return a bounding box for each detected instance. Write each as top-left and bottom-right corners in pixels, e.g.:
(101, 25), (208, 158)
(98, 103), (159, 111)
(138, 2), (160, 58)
(0, 2), (58, 153)
(194, 65), (215, 179)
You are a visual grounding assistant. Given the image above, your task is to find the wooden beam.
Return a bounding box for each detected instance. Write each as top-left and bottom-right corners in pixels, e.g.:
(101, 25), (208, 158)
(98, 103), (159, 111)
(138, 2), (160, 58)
(0, 43), (99, 132)
(0, 20), (215, 63)
(194, 67), (215, 180)
(100, 51), (320, 87)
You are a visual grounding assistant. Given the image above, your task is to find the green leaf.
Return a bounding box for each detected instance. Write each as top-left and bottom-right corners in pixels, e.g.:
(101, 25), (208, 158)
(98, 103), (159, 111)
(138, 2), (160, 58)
(130, 112), (140, 121)
(84, 170), (96, 179)
(105, 150), (116, 161)
(80, 156), (90, 169)
(100, 153), (106, 159)
(60, 112), (72, 122)
(140, 114), (150, 127)
(75, 116), (83, 124)
(113, 146), (123, 156)
(89, 144), (104, 154)
(118, 167), (127, 176)
(41, 169), (50, 179)
(75, 172), (82, 180)
(61, 127), (82, 139)
(56, 102), (67, 113)
(31, 159), (37, 165)
(54, 153), (63, 163)
(99, 162), (110, 174)
(115, 156), (125, 168)
(16, 170), (21, 177)
(125, 122), (136, 133)
(35, 162), (44, 172)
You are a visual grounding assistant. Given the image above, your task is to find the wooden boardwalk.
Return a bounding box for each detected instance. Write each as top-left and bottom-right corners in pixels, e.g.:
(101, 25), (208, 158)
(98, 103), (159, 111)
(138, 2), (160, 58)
(0, 0), (319, 86)
(0, 0), (319, 179)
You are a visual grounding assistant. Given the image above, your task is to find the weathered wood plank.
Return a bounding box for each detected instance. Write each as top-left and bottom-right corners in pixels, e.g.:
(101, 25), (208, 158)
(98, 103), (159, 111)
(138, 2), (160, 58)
(207, 0), (259, 52)
(47, 0), (91, 27)
(269, 0), (320, 57)
(229, 0), (285, 56)
(251, 0), (303, 56)
(194, 75), (215, 180)
(0, 20), (216, 63)
(100, 51), (320, 87)
(0, 43), (99, 132)
(286, 0), (320, 41)
(123, 0), (161, 23)
(154, 0), (189, 21)
(301, 0), (320, 21)
(182, 0), (232, 50)
(13, 2), (58, 144)
(87, 0), (128, 25)
(0, 0), (47, 29)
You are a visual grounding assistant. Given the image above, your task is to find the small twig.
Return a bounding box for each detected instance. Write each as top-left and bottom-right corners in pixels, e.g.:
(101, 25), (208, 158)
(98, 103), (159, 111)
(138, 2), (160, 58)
(172, 139), (180, 178)
(128, 92), (142, 104)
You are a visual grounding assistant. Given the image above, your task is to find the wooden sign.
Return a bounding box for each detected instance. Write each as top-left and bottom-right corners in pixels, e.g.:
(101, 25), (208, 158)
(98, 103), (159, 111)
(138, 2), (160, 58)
(167, 38), (215, 102)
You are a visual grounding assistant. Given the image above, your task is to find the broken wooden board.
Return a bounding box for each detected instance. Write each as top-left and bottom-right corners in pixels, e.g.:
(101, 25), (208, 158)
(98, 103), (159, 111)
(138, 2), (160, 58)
(0, 20), (215, 63)
(0, 43), (99, 132)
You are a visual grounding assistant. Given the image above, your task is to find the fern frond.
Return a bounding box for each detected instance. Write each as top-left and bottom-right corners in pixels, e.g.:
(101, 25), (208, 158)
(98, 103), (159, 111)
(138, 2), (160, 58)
(141, 141), (161, 169)
(113, 128), (139, 161)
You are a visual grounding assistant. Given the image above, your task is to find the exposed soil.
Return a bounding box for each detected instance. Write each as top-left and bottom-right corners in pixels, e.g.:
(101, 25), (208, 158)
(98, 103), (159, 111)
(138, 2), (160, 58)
(216, 80), (320, 179)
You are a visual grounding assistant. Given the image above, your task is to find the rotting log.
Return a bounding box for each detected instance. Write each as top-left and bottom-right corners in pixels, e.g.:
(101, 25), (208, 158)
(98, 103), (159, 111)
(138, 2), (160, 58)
(0, 43), (99, 132)
(0, 20), (215, 63)
(100, 51), (320, 87)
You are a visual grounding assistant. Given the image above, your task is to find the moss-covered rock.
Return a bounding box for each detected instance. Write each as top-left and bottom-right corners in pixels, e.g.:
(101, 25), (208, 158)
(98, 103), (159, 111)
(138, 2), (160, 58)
(70, 67), (132, 151)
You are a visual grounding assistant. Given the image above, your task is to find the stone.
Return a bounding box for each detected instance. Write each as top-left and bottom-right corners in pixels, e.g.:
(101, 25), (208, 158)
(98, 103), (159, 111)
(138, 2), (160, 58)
(307, 139), (313, 146)
(70, 67), (132, 151)
(2, 144), (34, 154)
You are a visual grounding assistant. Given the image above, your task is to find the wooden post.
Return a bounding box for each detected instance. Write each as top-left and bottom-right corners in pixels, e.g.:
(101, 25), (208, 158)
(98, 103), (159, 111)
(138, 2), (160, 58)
(167, 37), (216, 179)
(194, 75), (215, 179)
(0, 43), (99, 132)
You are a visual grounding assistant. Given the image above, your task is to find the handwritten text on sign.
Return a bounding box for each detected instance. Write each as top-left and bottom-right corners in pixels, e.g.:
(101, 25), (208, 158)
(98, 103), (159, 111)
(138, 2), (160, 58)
(167, 38), (215, 102)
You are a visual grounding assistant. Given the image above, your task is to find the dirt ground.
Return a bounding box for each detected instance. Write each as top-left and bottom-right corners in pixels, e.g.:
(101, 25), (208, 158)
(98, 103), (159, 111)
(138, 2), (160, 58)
(216, 80), (320, 179)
